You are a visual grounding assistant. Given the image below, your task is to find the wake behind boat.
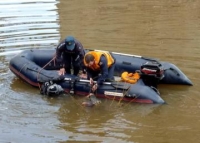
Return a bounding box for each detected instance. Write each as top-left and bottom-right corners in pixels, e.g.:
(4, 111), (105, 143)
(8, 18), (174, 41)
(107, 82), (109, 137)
(9, 49), (192, 104)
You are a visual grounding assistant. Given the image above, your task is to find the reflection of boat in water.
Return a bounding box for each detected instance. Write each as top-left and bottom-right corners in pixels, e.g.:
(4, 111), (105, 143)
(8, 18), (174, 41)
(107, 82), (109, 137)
(9, 49), (192, 104)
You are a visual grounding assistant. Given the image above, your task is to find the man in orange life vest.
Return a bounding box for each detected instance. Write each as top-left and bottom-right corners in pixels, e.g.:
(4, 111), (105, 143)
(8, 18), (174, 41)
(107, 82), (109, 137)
(56, 36), (85, 75)
(84, 51), (116, 92)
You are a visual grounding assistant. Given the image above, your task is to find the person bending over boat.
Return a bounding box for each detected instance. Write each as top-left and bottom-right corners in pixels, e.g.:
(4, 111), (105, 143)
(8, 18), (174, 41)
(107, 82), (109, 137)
(83, 50), (116, 93)
(56, 36), (85, 76)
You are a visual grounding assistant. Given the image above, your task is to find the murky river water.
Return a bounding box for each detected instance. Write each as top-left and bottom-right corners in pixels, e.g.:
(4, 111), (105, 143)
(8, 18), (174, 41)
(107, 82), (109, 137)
(0, 0), (200, 142)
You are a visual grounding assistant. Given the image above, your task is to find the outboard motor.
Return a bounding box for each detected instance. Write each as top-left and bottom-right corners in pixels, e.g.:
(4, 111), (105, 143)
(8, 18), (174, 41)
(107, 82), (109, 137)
(140, 61), (164, 88)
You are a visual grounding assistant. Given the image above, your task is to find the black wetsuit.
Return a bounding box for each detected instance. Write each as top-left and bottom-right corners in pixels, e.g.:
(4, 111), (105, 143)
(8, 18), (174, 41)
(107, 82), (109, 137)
(56, 39), (85, 75)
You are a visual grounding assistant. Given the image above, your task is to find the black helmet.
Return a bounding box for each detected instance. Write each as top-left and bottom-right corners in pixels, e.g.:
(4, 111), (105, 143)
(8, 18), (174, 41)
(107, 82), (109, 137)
(46, 84), (64, 96)
(40, 81), (64, 96)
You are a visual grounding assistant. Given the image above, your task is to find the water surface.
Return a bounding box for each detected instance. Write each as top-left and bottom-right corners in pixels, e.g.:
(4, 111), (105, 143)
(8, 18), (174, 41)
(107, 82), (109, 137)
(0, 0), (200, 142)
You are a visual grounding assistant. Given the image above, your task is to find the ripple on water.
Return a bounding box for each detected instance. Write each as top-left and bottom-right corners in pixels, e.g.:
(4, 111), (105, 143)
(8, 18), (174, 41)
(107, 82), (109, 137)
(0, 0), (60, 51)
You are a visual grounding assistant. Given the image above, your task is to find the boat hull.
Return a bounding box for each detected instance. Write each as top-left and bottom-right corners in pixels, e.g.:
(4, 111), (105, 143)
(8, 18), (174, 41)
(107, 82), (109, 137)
(9, 49), (168, 104)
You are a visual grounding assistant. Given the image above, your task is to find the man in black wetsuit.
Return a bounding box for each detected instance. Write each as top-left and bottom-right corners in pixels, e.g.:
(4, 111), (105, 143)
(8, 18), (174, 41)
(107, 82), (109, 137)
(56, 36), (85, 75)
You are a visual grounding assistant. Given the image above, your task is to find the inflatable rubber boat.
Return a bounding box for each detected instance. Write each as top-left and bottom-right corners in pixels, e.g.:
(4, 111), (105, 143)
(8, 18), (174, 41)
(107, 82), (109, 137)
(9, 49), (192, 104)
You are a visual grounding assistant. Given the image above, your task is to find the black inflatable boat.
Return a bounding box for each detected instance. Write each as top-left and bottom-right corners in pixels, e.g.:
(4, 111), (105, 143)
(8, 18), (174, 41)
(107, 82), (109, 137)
(9, 49), (192, 104)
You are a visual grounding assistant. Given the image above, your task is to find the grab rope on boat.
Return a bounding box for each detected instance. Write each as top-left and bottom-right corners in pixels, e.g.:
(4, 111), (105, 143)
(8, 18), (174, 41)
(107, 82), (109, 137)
(164, 67), (180, 76)
(36, 53), (57, 91)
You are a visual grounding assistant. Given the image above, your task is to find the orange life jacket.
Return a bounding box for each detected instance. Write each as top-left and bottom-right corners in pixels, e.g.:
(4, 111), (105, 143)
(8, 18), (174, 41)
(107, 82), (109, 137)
(121, 72), (140, 84)
(84, 51), (115, 71)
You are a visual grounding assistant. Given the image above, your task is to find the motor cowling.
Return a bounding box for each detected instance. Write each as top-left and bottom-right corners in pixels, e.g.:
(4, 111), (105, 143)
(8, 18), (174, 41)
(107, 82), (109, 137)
(140, 61), (164, 87)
